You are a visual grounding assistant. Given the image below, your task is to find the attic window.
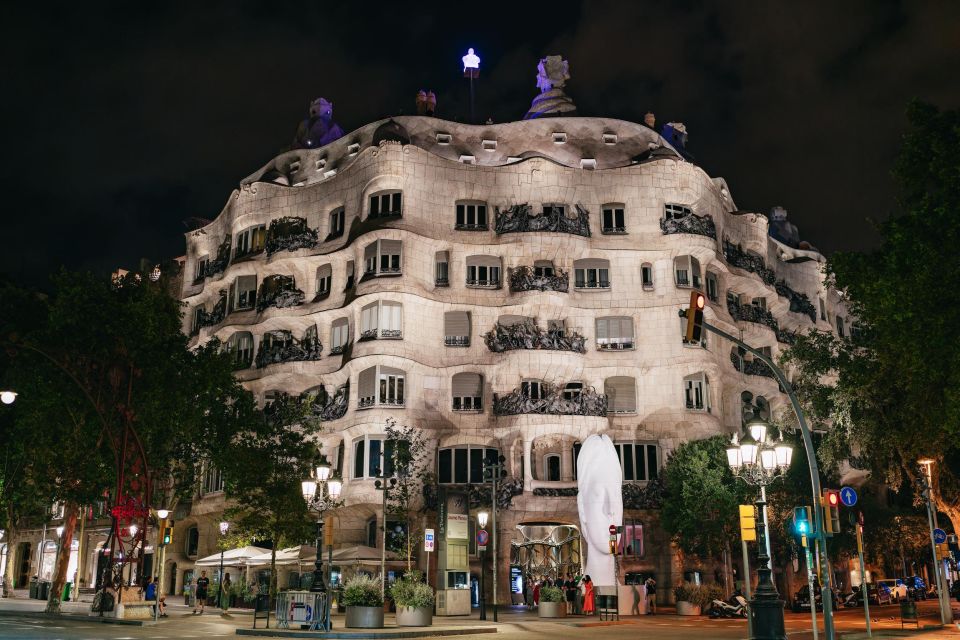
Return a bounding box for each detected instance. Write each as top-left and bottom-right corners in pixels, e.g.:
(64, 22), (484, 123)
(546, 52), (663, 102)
(580, 158), (597, 170)
(347, 143), (360, 156)
(289, 161), (301, 173)
(602, 133), (618, 145)
(459, 155), (476, 165)
(315, 157), (327, 170)
(482, 139), (497, 151)
(436, 133), (452, 145)
(507, 156), (521, 163)
(292, 181), (306, 187)
(552, 132), (568, 144)
(323, 169), (338, 179)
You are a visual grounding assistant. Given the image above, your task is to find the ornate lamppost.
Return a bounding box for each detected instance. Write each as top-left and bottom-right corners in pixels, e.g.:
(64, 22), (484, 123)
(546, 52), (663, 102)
(217, 521), (229, 610)
(726, 416), (793, 640)
(302, 456), (343, 631)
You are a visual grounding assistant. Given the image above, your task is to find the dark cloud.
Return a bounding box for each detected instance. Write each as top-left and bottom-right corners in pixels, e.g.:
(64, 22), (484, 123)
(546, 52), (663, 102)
(1, 1), (957, 286)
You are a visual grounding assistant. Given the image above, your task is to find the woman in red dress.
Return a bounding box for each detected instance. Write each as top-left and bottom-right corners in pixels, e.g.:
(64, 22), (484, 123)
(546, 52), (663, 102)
(582, 575), (595, 615)
(533, 580), (541, 607)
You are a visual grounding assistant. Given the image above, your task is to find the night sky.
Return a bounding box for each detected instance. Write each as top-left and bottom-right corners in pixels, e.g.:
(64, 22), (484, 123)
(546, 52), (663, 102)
(2, 1), (958, 288)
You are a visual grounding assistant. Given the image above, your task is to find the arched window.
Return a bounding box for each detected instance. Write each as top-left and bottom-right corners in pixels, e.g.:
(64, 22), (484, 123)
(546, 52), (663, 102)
(352, 435), (399, 478)
(605, 376), (637, 413)
(684, 373), (711, 412)
(452, 373), (483, 411)
(573, 259), (610, 289)
(673, 256), (702, 289)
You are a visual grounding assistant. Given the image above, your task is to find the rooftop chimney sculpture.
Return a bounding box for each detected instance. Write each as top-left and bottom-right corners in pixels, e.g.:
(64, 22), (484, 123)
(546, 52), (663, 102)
(523, 55), (577, 119)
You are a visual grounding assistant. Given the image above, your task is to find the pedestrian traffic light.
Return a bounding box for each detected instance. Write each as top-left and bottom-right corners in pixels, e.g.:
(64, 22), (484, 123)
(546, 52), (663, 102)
(821, 490), (841, 535)
(162, 525), (173, 546)
(684, 291), (706, 344)
(739, 504), (756, 542)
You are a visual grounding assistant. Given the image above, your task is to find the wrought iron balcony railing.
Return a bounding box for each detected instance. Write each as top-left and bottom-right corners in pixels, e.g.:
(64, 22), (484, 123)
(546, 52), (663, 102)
(445, 335), (470, 347)
(495, 203), (591, 237)
(660, 213), (717, 239)
(493, 384), (607, 417)
(265, 216), (319, 256)
(509, 266), (569, 293)
(484, 321), (586, 354)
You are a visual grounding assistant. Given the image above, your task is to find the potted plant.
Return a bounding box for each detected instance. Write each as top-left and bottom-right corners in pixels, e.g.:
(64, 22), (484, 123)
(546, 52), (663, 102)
(390, 572), (434, 627)
(538, 585), (566, 618)
(673, 582), (703, 616)
(343, 575), (384, 628)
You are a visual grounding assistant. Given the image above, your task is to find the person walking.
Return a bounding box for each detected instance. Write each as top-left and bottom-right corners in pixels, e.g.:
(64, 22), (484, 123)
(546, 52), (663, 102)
(194, 570), (210, 614)
(582, 575), (596, 615)
(644, 577), (657, 615)
(144, 576), (157, 615)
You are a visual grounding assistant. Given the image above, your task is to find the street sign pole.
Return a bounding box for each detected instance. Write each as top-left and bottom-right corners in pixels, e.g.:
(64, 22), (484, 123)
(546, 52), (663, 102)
(856, 518), (871, 638)
(804, 540), (818, 640)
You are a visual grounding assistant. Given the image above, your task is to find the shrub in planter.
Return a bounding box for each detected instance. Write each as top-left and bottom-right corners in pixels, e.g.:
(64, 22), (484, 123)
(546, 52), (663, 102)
(343, 575), (385, 628)
(390, 572), (434, 627)
(538, 586), (566, 618)
(673, 582), (704, 615)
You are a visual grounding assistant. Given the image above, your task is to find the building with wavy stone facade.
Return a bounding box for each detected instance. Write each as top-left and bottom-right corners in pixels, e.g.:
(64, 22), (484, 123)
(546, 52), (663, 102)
(176, 112), (849, 606)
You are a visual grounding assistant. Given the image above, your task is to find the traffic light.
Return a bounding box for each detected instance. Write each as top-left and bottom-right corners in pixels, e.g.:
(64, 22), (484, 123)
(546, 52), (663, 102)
(162, 525), (173, 546)
(684, 291), (706, 344)
(739, 504), (757, 542)
(822, 489), (841, 535)
(792, 506), (813, 546)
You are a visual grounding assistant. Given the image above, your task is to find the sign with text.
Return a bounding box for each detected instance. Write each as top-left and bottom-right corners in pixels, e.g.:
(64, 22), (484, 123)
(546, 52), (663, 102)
(424, 528), (435, 552)
(447, 514), (469, 540)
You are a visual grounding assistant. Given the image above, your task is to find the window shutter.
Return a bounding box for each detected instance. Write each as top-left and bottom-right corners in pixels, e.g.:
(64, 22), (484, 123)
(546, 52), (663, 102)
(358, 367), (376, 398)
(596, 318), (609, 340)
(444, 311), (470, 336)
(574, 258), (609, 270)
(317, 263), (332, 281)
(381, 239), (402, 254)
(361, 304), (378, 332)
(452, 373), (482, 397)
(466, 254), (500, 268)
(498, 315), (530, 327)
(381, 302), (401, 331)
(606, 377), (636, 412)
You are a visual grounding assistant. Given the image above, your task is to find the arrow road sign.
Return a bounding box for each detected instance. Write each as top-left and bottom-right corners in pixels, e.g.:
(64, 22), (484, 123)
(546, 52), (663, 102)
(934, 528), (947, 544)
(840, 486), (858, 507)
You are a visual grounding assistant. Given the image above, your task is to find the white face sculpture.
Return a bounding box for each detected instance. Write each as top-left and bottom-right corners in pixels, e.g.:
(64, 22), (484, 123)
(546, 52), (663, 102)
(576, 434), (623, 587)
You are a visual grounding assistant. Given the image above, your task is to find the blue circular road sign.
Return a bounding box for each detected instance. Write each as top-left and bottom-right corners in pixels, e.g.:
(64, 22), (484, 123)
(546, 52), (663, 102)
(477, 529), (490, 546)
(840, 486), (858, 507)
(934, 528), (947, 544)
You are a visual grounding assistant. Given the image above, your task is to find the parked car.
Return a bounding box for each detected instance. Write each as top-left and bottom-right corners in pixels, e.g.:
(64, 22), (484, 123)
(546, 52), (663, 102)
(877, 579), (908, 602)
(904, 576), (928, 600)
(793, 582), (841, 613)
(844, 583), (893, 607)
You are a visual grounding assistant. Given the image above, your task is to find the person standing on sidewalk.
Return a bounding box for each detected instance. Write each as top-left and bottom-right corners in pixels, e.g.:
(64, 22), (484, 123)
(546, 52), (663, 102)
(582, 575), (595, 615)
(644, 577), (657, 615)
(221, 573), (232, 612)
(193, 571), (210, 614)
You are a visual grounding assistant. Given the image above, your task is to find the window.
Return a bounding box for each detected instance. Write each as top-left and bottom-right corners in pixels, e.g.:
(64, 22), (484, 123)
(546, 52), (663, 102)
(194, 255), (209, 282)
(344, 260), (355, 290)
(605, 376), (637, 413)
(347, 142), (360, 155)
(641, 263), (654, 289)
(363, 239), (402, 276)
(228, 275), (256, 312)
(358, 365), (405, 408)
(596, 317), (635, 350)
(465, 255), (501, 287)
(562, 382), (583, 400)
(315, 264), (332, 298)
(751, 297), (767, 311)
(602, 133), (618, 145)
(191, 306), (204, 333)
(552, 132), (567, 144)
(452, 373), (483, 411)
(436, 133), (452, 144)
(521, 379), (544, 400)
(459, 155), (475, 164)
(437, 446), (500, 484)
(201, 464), (224, 495)
(574, 259), (610, 289)
(706, 271), (719, 302)
(482, 139), (497, 151)
(330, 318), (350, 354)
(543, 203), (566, 217)
(673, 256), (702, 289)
(352, 435), (401, 479)
(327, 207), (345, 240)
(819, 297), (826, 321)
(602, 204), (626, 234)
(613, 443), (659, 482)
(534, 260), (555, 277)
(455, 201), (488, 230)
(684, 373), (711, 412)
(544, 454), (561, 481)
(369, 191), (402, 218)
(185, 526), (200, 557)
(664, 203), (691, 220)
(435, 251), (450, 286)
(836, 315), (845, 338)
(444, 311), (470, 347)
(235, 224), (266, 259)
(580, 158), (597, 170)
(360, 301), (402, 339)
(226, 332), (254, 368)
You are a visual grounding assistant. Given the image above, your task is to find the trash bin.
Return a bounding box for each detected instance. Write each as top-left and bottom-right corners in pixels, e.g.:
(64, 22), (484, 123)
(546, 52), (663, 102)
(62, 582), (72, 602)
(29, 577), (38, 599)
(38, 581), (50, 601)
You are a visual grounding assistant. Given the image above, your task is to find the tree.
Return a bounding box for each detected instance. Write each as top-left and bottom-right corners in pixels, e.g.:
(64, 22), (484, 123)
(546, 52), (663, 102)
(661, 436), (753, 594)
(218, 393), (320, 598)
(782, 102), (960, 533)
(0, 270), (250, 611)
(382, 419), (429, 571)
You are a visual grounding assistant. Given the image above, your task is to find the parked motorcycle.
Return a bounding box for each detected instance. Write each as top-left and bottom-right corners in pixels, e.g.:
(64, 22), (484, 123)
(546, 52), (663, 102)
(710, 594), (749, 618)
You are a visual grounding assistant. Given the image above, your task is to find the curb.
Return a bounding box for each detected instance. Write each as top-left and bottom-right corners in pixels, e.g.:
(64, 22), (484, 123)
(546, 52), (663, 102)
(236, 626), (497, 638)
(0, 609), (152, 626)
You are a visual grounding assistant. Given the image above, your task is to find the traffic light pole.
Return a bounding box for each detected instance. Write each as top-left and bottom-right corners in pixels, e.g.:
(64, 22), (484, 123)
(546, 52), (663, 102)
(697, 317), (836, 640)
(804, 543), (818, 640)
(855, 523), (871, 638)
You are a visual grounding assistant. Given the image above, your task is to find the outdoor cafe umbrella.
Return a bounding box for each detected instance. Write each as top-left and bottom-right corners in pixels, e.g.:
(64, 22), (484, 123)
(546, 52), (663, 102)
(194, 545), (271, 568)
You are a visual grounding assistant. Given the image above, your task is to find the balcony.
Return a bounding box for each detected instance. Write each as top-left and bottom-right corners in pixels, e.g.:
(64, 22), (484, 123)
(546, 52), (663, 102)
(574, 279), (610, 290)
(203, 238), (231, 279)
(329, 344), (346, 356)
(492, 383), (607, 417)
(509, 266), (569, 293)
(455, 222), (488, 231)
(483, 321), (586, 354)
(256, 275), (305, 312)
(255, 330), (323, 368)
(303, 384), (349, 421)
(601, 226), (627, 235)
(265, 216), (318, 256)
(774, 280), (817, 323)
(357, 328), (402, 342)
(723, 240), (775, 284)
(362, 266), (402, 281)
(730, 352), (774, 378)
(597, 339), (635, 351)
(435, 276), (450, 287)
(727, 296), (778, 331)
(445, 336), (470, 347)
(494, 204), (591, 237)
(660, 213), (717, 239)
(358, 396), (404, 409)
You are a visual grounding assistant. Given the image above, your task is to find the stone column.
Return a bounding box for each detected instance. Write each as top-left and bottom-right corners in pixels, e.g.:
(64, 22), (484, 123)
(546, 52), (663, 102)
(560, 441), (573, 481)
(523, 439), (534, 492)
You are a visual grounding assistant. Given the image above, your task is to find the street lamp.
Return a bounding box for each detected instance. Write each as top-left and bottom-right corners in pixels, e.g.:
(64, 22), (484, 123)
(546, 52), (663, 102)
(477, 510), (489, 620)
(917, 459), (951, 625)
(154, 509), (170, 622)
(462, 47), (481, 123)
(217, 521), (229, 611)
(0, 390), (17, 405)
(727, 420), (793, 640)
(302, 455), (343, 632)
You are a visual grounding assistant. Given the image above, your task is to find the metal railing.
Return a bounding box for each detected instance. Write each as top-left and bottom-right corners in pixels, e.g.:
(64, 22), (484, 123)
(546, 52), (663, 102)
(275, 590), (327, 630)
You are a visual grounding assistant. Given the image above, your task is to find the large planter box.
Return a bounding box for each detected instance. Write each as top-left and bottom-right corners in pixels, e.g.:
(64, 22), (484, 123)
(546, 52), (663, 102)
(538, 601), (567, 618)
(676, 600), (701, 616)
(396, 606), (433, 627)
(346, 605), (385, 628)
